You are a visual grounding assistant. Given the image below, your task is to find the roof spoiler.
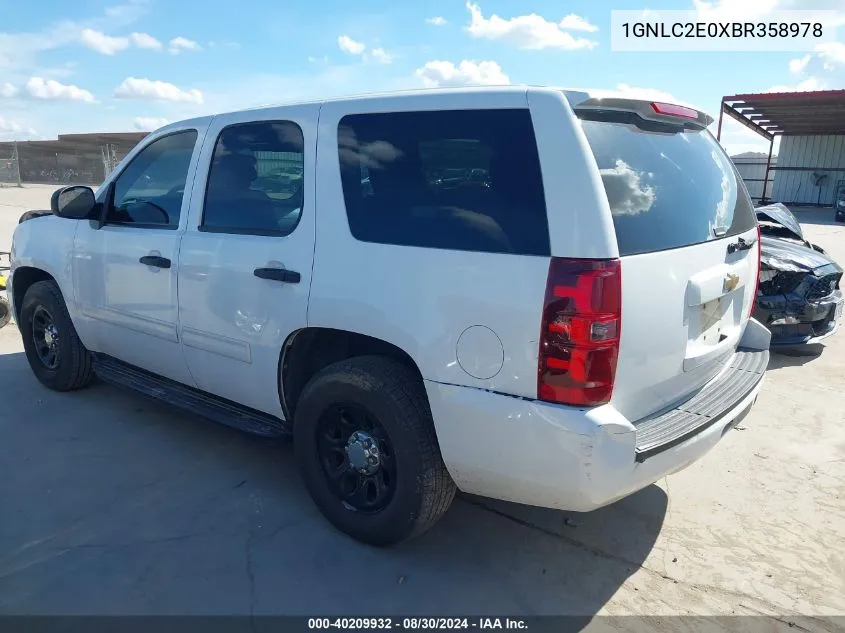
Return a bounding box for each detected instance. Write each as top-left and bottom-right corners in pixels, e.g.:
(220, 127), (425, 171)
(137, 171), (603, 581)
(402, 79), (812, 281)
(567, 96), (714, 129)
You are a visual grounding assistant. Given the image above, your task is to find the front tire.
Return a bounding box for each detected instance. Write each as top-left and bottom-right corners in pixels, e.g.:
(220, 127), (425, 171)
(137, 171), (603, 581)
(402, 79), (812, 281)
(20, 280), (94, 391)
(293, 356), (456, 546)
(0, 296), (10, 329)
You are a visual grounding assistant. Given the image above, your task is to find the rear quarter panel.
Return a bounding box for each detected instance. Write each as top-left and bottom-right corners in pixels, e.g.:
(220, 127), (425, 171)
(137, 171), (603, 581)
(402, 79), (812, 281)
(309, 90), (571, 398)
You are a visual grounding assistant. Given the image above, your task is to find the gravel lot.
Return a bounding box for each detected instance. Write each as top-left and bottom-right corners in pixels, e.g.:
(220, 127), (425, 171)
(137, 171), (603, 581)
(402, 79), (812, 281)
(1, 185), (844, 625)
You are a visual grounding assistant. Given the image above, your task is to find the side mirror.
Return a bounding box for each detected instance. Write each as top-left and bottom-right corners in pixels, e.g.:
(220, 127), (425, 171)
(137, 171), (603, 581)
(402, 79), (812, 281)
(50, 186), (97, 220)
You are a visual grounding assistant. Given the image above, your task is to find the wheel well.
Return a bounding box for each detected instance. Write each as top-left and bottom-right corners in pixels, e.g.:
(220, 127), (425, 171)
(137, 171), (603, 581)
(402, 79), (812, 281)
(280, 328), (424, 419)
(11, 267), (55, 323)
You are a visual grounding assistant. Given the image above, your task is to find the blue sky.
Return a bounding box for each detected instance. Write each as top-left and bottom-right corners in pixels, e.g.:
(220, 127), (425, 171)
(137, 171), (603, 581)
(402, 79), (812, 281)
(0, 0), (843, 155)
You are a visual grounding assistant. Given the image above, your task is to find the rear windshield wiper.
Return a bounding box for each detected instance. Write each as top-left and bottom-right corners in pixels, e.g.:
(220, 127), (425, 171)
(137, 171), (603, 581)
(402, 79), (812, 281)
(727, 236), (755, 254)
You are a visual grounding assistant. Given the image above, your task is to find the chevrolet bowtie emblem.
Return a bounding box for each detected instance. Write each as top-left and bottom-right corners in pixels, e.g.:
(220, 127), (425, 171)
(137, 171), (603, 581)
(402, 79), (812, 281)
(724, 273), (740, 292)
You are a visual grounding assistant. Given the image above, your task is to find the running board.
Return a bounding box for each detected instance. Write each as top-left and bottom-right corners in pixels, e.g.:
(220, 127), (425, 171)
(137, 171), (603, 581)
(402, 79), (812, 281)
(92, 354), (290, 438)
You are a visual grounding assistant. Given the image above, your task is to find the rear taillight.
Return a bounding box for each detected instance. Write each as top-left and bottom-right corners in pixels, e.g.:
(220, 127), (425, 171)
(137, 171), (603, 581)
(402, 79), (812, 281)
(749, 224), (761, 319)
(538, 258), (621, 407)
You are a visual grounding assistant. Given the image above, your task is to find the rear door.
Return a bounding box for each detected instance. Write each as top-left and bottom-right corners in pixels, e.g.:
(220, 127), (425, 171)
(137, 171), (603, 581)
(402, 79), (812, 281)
(177, 107), (316, 418)
(576, 105), (759, 422)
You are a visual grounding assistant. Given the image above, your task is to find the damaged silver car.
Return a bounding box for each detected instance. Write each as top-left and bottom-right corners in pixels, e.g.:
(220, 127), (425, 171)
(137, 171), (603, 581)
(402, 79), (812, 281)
(754, 203), (843, 347)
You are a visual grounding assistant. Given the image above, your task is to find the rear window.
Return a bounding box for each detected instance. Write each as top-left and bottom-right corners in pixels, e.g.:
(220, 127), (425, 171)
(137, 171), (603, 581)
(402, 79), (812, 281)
(337, 109), (550, 256)
(578, 115), (756, 256)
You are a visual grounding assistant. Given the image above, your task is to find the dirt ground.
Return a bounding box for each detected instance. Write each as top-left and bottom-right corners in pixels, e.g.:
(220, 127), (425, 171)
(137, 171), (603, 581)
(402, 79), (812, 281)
(1, 185), (844, 627)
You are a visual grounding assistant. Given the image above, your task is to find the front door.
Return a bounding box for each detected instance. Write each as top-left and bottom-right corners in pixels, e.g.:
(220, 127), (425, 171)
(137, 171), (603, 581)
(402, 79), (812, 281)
(72, 127), (203, 385)
(177, 108), (317, 418)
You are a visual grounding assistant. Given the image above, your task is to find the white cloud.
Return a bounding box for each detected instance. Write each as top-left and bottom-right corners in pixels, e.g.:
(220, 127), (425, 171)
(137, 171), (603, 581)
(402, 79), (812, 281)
(816, 41), (845, 66)
(114, 77), (204, 103)
(415, 60), (510, 88)
(130, 32), (162, 50)
(766, 76), (826, 92)
(26, 77), (95, 102)
(782, 42), (845, 85)
(0, 1), (149, 71)
(370, 48), (393, 64)
(426, 16), (448, 26)
(133, 116), (170, 131)
(0, 82), (18, 97)
(79, 28), (130, 55)
(558, 14), (599, 32)
(168, 37), (201, 55)
(599, 159), (656, 216)
(78, 28), (161, 54)
(693, 0), (845, 26)
(335, 37), (392, 64)
(693, 0), (779, 22)
(465, 2), (598, 50)
(0, 115), (23, 136)
(338, 35), (366, 55)
(789, 55), (811, 74)
(0, 116), (36, 139)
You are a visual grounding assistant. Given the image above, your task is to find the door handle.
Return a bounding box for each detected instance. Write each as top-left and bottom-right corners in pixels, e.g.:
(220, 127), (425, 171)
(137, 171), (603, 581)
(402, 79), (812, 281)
(253, 267), (301, 284)
(139, 255), (171, 269)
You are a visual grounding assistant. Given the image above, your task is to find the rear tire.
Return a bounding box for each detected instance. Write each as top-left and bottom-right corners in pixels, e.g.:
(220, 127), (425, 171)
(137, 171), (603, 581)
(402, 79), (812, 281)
(293, 356), (456, 546)
(20, 280), (94, 391)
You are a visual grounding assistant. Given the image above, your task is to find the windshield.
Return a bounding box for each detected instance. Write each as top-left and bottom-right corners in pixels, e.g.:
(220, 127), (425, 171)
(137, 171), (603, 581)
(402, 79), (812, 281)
(578, 114), (757, 256)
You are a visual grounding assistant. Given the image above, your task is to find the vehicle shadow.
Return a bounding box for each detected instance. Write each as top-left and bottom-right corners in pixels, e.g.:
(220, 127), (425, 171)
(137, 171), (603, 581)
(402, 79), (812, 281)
(0, 348), (666, 622)
(767, 344), (825, 370)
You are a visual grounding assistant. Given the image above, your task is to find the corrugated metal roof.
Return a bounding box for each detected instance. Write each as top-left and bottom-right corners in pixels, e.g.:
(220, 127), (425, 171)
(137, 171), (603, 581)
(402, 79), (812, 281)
(721, 90), (845, 137)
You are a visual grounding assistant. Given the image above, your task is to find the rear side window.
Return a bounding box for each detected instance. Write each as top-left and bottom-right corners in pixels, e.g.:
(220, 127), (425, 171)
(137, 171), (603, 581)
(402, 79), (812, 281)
(337, 109), (549, 256)
(202, 120), (304, 236)
(578, 116), (756, 256)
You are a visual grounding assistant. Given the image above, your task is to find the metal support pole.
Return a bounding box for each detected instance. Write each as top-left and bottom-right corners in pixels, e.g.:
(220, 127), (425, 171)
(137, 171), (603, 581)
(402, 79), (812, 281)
(762, 135), (775, 204)
(717, 100), (725, 141)
(13, 141), (22, 187)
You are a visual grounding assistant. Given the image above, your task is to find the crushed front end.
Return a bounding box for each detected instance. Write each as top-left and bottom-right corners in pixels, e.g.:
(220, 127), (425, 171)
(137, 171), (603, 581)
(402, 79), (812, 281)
(754, 238), (843, 347)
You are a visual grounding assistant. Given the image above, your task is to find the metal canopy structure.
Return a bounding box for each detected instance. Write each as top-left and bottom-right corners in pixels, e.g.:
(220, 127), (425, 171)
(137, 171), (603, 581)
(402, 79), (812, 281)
(717, 90), (845, 204)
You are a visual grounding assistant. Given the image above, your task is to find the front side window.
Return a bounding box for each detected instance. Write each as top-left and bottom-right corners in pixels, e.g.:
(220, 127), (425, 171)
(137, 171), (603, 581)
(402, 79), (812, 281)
(109, 130), (198, 228)
(337, 109), (550, 256)
(202, 120), (304, 236)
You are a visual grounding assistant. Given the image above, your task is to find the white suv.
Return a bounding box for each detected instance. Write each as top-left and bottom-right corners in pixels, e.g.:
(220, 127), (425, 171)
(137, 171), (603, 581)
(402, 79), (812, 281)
(9, 87), (770, 546)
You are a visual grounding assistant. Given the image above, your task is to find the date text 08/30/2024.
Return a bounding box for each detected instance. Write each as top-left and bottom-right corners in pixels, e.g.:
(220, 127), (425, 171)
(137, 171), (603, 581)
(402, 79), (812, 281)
(308, 618), (528, 630)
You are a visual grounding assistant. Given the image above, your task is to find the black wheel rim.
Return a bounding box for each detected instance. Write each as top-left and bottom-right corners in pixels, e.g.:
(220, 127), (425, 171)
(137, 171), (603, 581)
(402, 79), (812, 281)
(315, 403), (397, 513)
(31, 306), (60, 370)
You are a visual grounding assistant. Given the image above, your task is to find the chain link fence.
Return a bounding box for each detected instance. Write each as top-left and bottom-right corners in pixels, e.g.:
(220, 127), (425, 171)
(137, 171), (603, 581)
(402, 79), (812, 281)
(0, 144), (22, 187)
(0, 135), (145, 188)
